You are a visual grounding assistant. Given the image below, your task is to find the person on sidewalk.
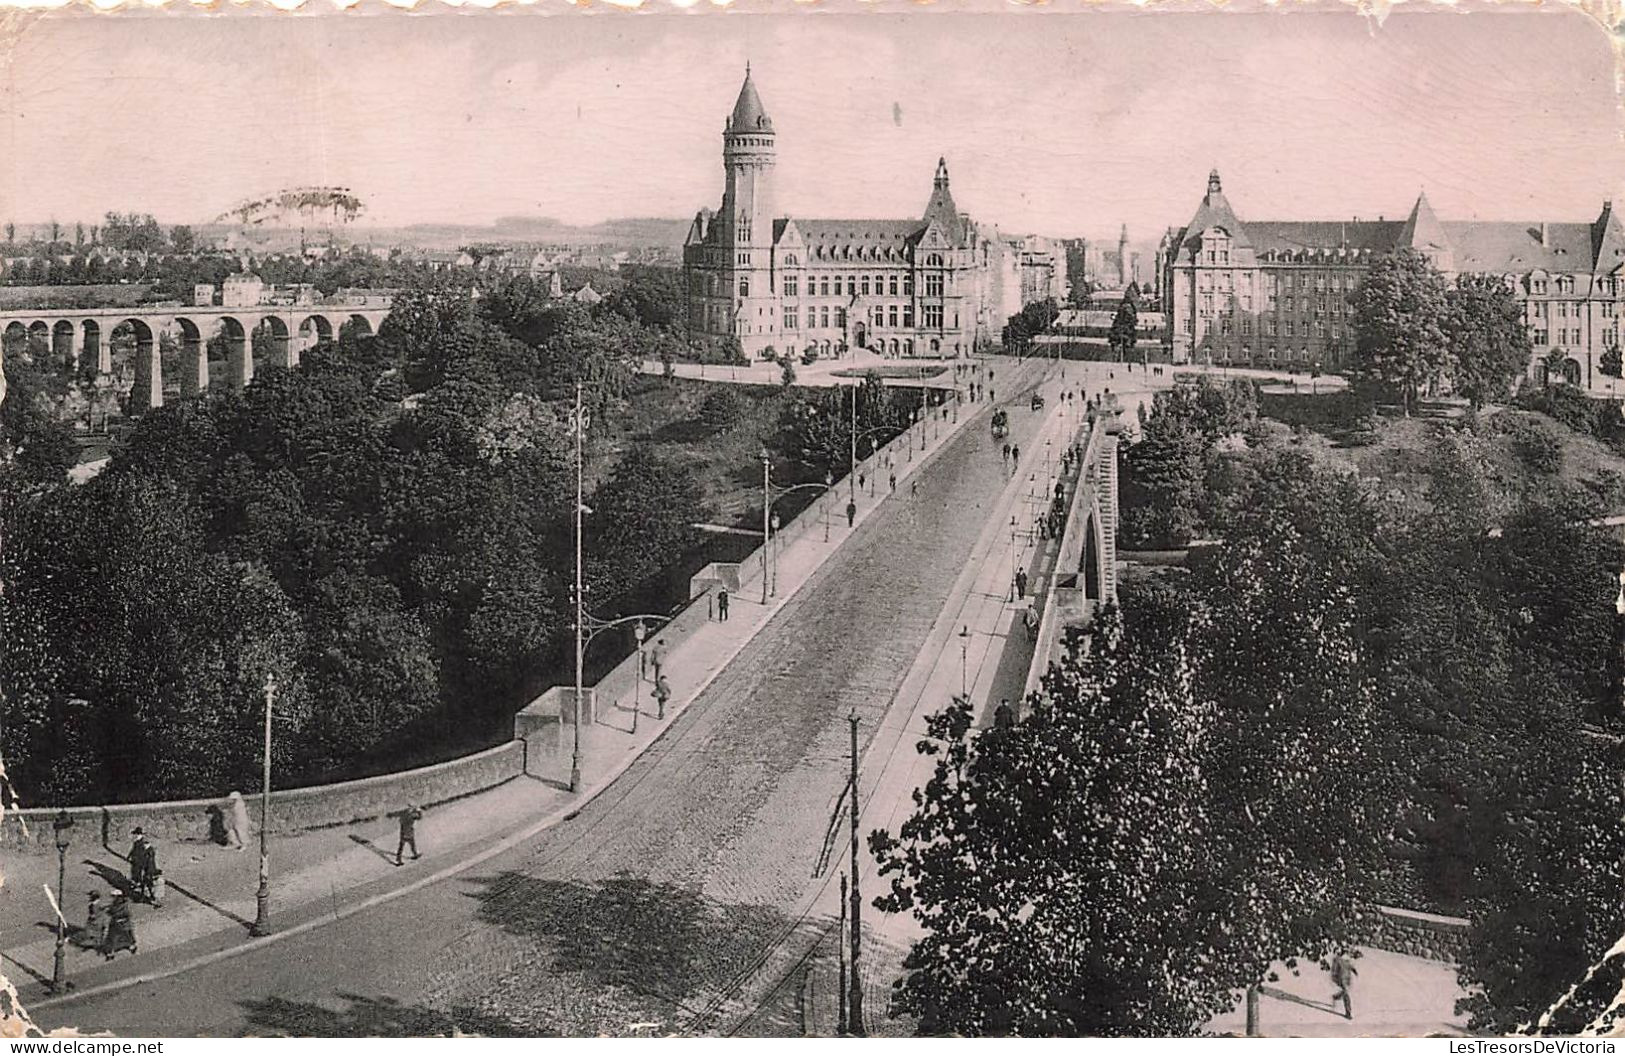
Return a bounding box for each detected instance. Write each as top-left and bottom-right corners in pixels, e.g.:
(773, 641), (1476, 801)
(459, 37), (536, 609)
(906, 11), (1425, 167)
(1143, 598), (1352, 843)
(888, 472), (896, 493)
(1024, 604), (1040, 641)
(1330, 953), (1357, 1019)
(80, 891), (108, 951)
(1011, 444), (1021, 466)
(1001, 442), (1010, 464)
(717, 586), (730, 621)
(846, 500), (857, 528)
(910, 479), (918, 496)
(101, 891), (136, 961)
(395, 803), (424, 866)
(149, 868), (166, 910)
(654, 675), (672, 718)
(127, 829), (154, 903)
(649, 639), (667, 685)
(224, 790), (250, 851)
(1015, 568), (1028, 599)
(994, 700), (1015, 729)
(858, 471), (866, 493)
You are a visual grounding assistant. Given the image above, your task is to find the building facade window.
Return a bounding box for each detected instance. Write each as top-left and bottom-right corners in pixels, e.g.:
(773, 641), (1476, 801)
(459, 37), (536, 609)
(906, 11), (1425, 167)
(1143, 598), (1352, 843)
(784, 275), (798, 297)
(924, 304), (943, 328)
(784, 308), (798, 330)
(926, 273), (944, 297)
(739, 276), (750, 296)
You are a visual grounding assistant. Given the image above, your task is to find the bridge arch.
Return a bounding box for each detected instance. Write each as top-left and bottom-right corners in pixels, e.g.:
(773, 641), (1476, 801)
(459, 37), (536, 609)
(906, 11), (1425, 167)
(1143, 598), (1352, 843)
(108, 318), (161, 412)
(51, 321), (76, 369)
(172, 317), (208, 397)
(1080, 500), (1107, 603)
(345, 314), (375, 338)
(298, 313), (335, 346)
(3, 321), (29, 357)
(216, 316), (253, 389)
(80, 319), (108, 375)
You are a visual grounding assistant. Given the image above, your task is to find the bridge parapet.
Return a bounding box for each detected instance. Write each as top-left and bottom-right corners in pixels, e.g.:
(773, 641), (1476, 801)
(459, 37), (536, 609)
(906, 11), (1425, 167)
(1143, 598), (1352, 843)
(1020, 409), (1124, 704)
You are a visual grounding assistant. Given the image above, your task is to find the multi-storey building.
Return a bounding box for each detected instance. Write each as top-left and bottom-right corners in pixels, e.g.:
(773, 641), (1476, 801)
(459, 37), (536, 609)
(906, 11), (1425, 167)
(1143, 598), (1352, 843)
(1162, 170), (1625, 386)
(683, 68), (1043, 360)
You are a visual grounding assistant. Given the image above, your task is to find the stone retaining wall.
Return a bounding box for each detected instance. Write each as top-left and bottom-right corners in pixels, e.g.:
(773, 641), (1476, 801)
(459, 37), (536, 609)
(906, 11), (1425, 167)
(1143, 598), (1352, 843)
(1, 740), (526, 854)
(1358, 904), (1470, 963)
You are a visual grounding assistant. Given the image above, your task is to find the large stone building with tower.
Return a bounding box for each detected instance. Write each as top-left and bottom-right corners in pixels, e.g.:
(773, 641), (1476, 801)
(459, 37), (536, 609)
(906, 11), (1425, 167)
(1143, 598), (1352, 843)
(683, 68), (1058, 360)
(1160, 170), (1625, 387)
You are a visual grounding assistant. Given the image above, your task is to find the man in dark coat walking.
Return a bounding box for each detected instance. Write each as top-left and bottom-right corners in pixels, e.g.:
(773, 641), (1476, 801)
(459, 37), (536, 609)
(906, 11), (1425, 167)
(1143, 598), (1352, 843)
(1015, 568), (1028, 599)
(717, 586), (730, 621)
(396, 803), (424, 866)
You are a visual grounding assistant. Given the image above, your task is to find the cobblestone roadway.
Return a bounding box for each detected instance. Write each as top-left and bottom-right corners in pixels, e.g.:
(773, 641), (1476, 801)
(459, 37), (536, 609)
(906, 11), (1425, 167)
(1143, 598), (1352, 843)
(36, 367), (1053, 1038)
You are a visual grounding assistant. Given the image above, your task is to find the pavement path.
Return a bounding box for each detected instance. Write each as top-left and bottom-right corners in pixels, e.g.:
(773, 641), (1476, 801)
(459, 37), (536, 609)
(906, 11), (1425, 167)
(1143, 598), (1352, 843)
(25, 360), (1051, 1037)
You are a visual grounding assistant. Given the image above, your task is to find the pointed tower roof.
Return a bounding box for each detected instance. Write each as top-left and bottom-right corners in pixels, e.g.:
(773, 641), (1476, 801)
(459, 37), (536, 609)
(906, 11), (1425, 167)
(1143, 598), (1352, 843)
(923, 157), (960, 229)
(1398, 191), (1451, 255)
(1174, 169), (1250, 263)
(1592, 199), (1625, 272)
(727, 65), (773, 133)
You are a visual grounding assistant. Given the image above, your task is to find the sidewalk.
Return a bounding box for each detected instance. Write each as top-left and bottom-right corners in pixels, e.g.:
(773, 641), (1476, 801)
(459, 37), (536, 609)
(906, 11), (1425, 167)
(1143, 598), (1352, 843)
(1207, 948), (1467, 1037)
(638, 350), (964, 390)
(4, 350), (995, 1014)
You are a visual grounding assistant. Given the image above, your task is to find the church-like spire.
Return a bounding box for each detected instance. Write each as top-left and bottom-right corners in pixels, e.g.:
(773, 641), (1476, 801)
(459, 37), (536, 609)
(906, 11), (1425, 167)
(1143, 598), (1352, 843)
(727, 65), (773, 133)
(924, 157), (959, 227)
(1399, 191), (1450, 253)
(1207, 169), (1223, 197)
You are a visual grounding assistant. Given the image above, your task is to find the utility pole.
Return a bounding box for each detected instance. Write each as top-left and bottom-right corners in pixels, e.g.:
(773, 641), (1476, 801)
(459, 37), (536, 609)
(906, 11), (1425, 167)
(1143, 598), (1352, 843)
(571, 382), (585, 794)
(761, 452), (771, 605)
(848, 710), (865, 1035)
(251, 675), (275, 936)
(849, 385), (857, 503)
(838, 872), (849, 1036)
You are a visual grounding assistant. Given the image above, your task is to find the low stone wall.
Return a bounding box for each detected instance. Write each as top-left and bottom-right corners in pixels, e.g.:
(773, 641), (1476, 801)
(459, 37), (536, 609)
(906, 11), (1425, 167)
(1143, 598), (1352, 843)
(1, 740), (526, 854)
(1358, 904), (1470, 963)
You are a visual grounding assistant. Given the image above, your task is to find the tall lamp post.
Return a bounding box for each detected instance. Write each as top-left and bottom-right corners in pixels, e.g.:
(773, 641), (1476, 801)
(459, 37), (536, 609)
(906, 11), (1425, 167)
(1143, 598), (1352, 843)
(823, 472), (833, 541)
(958, 624), (971, 698)
(1009, 515), (1019, 602)
(50, 810), (73, 993)
(632, 621), (646, 734)
(761, 450), (772, 604)
(770, 511), (781, 597)
(251, 674), (275, 936)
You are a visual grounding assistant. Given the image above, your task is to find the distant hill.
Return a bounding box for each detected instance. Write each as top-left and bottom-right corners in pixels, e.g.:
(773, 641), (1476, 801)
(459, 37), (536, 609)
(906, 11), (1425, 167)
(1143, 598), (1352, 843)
(400, 216), (689, 250)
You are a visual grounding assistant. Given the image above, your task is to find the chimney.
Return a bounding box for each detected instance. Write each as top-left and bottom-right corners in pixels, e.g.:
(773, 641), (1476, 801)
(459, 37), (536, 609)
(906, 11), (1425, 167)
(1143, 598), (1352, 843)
(1540, 222), (1550, 247)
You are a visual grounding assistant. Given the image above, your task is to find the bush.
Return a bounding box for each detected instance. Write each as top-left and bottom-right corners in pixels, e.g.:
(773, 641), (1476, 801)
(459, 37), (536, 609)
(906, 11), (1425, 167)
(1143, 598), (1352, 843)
(1510, 419), (1563, 476)
(780, 358), (797, 388)
(697, 387), (746, 434)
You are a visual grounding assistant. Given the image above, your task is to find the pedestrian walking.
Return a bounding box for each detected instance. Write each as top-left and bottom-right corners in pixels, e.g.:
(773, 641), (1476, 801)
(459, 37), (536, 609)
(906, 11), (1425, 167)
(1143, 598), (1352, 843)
(654, 674), (672, 717)
(846, 500), (857, 527)
(1011, 444), (1021, 464)
(717, 586), (730, 621)
(649, 638), (666, 685)
(128, 829), (154, 902)
(1024, 604), (1040, 641)
(149, 869), (166, 910)
(993, 699), (1015, 728)
(888, 472), (896, 493)
(910, 479), (918, 496)
(80, 891), (107, 951)
(101, 891), (136, 961)
(1001, 442), (1010, 463)
(989, 388), (996, 404)
(1330, 953), (1357, 1019)
(858, 471), (866, 493)
(225, 790), (250, 851)
(395, 803), (424, 866)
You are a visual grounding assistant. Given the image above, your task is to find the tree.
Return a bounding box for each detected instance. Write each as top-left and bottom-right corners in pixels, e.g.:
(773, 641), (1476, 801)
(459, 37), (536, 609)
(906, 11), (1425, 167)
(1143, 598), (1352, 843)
(873, 606), (1250, 1036)
(170, 224), (197, 255)
(1349, 248), (1451, 414)
(1448, 274), (1533, 408)
(1108, 284), (1141, 361)
(74, 221), (84, 247)
(780, 357), (797, 388)
(1601, 343), (1622, 380)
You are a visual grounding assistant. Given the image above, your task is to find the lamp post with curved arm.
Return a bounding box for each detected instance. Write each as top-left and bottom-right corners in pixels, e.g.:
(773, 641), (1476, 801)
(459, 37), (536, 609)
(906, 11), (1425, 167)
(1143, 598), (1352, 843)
(577, 608), (677, 734)
(762, 453), (835, 595)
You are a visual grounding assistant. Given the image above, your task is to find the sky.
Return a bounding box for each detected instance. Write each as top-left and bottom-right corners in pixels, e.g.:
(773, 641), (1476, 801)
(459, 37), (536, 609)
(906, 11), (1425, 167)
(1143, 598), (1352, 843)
(1, 8), (1621, 244)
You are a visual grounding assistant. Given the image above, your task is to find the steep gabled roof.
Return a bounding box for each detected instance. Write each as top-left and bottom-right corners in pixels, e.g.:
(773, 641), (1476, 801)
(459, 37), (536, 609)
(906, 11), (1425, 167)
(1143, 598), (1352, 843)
(1172, 170), (1252, 264)
(1592, 201), (1625, 273)
(923, 157), (959, 230)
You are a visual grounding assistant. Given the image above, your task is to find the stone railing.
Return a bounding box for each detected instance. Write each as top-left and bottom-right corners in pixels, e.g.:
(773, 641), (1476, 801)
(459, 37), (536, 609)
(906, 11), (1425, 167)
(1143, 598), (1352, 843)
(1356, 904), (1470, 963)
(1, 740), (526, 854)
(1021, 412), (1111, 700)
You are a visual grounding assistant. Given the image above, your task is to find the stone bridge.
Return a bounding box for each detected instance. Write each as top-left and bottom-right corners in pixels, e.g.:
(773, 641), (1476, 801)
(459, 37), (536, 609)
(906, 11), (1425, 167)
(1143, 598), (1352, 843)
(1022, 406), (1124, 698)
(0, 299), (392, 410)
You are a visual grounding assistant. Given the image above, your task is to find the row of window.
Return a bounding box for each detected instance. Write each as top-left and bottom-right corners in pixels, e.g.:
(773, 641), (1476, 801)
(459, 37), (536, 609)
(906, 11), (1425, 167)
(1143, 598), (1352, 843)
(1184, 316), (1346, 341)
(1528, 301), (1620, 319)
(1536, 326), (1624, 346)
(1198, 294), (1347, 317)
(1197, 270), (1360, 294)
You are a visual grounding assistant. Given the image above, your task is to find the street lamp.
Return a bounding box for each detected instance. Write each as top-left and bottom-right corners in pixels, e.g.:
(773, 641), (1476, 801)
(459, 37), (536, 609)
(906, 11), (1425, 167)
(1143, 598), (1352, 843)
(770, 511), (781, 597)
(251, 674), (275, 936)
(571, 382), (592, 794)
(761, 450), (772, 604)
(1009, 515), (1019, 602)
(823, 471), (833, 541)
(50, 809), (73, 993)
(632, 621), (646, 734)
(958, 624), (971, 698)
